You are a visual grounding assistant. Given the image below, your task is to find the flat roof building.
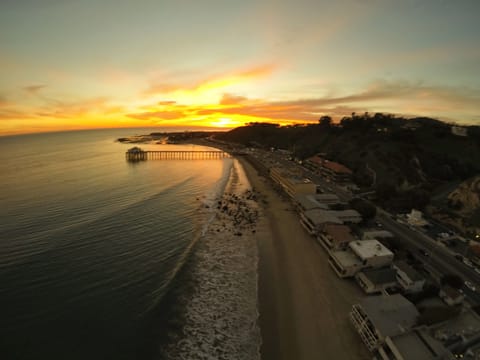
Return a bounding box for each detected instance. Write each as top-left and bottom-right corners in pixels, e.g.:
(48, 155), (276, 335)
(350, 294), (419, 351)
(294, 193), (341, 211)
(378, 327), (454, 360)
(350, 240), (394, 267)
(300, 209), (343, 235)
(270, 167), (316, 198)
(329, 240), (394, 278)
(355, 267), (398, 294)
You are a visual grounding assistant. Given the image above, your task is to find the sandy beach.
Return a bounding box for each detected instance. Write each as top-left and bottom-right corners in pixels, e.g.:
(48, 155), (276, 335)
(238, 157), (370, 360)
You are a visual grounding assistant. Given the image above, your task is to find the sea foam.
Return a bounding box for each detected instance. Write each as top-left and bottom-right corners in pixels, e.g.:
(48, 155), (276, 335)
(162, 159), (261, 360)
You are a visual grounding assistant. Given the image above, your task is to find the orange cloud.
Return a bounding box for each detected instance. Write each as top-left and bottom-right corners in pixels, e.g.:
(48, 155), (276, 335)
(144, 63), (278, 96)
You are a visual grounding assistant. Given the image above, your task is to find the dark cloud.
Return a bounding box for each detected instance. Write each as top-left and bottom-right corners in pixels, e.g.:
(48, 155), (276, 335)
(130, 80), (480, 124)
(23, 84), (47, 94)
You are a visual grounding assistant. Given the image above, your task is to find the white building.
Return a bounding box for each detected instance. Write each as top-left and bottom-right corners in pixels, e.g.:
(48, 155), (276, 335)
(392, 261), (425, 293)
(329, 240), (394, 278)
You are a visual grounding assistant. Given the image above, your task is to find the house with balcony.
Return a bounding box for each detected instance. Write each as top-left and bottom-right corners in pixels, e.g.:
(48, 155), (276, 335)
(350, 294), (419, 352)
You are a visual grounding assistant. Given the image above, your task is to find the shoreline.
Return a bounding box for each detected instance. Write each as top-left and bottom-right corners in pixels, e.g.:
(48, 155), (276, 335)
(160, 158), (262, 359)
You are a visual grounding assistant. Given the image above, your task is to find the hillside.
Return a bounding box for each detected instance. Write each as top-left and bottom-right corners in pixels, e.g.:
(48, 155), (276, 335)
(431, 176), (480, 235)
(216, 114), (480, 213)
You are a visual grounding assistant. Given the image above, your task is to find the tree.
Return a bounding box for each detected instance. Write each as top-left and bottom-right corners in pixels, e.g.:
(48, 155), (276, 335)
(440, 274), (463, 289)
(349, 198), (377, 221)
(319, 115), (332, 128)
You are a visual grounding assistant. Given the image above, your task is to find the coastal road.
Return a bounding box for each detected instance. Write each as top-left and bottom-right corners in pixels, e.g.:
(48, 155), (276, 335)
(376, 210), (480, 304)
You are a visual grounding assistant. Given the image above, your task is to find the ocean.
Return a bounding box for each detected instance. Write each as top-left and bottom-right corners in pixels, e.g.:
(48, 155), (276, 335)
(0, 128), (260, 360)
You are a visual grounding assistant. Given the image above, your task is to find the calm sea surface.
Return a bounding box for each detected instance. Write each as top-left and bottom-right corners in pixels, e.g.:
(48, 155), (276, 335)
(0, 128), (235, 359)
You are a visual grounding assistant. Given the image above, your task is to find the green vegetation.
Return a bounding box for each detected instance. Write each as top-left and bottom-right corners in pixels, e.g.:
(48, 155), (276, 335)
(217, 114), (480, 213)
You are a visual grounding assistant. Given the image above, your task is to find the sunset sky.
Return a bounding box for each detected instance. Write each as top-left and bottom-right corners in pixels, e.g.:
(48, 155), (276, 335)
(1, 0), (479, 135)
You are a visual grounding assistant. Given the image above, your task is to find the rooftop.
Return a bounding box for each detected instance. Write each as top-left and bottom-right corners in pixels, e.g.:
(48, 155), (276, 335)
(358, 294), (419, 337)
(295, 194), (330, 211)
(322, 160), (352, 175)
(349, 240), (394, 260)
(393, 260), (424, 282)
(331, 209), (362, 219)
(330, 250), (363, 268)
(386, 327), (454, 360)
(362, 230), (394, 240)
(323, 224), (355, 244)
(303, 209), (343, 226)
(360, 267), (398, 285)
(431, 308), (480, 343)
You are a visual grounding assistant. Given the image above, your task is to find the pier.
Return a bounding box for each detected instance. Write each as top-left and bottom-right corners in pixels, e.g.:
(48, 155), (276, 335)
(126, 147), (231, 161)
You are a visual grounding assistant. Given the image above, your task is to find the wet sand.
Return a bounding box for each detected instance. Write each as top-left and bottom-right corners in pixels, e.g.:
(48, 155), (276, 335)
(238, 157), (370, 360)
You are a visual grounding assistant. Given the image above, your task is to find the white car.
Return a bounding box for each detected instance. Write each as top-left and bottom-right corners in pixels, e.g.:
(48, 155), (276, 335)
(465, 281), (476, 292)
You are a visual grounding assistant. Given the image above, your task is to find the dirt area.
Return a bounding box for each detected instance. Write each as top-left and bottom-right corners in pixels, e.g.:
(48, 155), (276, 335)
(238, 157), (370, 360)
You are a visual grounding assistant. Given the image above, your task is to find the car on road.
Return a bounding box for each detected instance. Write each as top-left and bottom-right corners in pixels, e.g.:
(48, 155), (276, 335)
(465, 281), (476, 292)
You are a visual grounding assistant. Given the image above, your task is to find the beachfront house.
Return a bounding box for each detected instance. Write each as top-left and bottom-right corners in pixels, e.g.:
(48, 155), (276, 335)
(329, 240), (394, 278)
(304, 155), (353, 183)
(350, 294), (419, 352)
(300, 209), (343, 236)
(355, 267), (398, 294)
(392, 261), (425, 293)
(318, 224), (356, 252)
(332, 209), (362, 224)
(294, 193), (341, 212)
(270, 167), (316, 198)
(377, 327), (453, 360)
